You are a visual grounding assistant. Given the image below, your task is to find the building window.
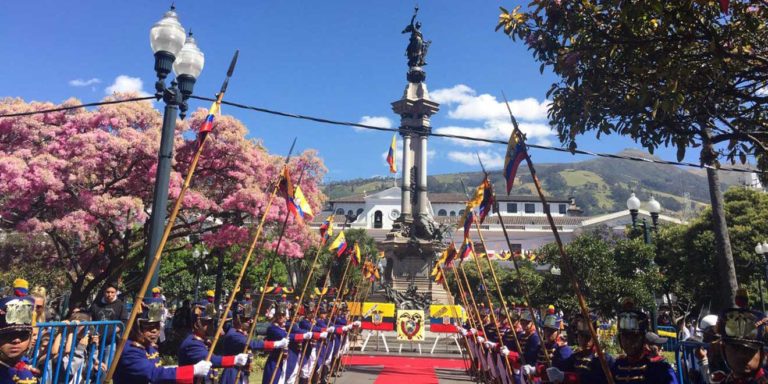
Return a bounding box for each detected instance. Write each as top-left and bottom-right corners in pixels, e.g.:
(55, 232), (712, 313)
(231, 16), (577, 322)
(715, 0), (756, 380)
(347, 210), (354, 217)
(374, 211), (383, 229)
(458, 209), (465, 216)
(559, 204), (567, 215)
(524, 203), (535, 214)
(509, 243), (522, 255)
(356, 208), (364, 216)
(335, 208), (344, 215)
(437, 209), (447, 216)
(450, 211), (456, 217)
(507, 203), (517, 213)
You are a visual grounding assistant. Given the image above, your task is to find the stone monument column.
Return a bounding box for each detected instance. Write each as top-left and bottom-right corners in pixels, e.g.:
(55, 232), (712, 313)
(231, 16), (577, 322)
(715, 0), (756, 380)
(400, 132), (413, 219)
(416, 133), (429, 216)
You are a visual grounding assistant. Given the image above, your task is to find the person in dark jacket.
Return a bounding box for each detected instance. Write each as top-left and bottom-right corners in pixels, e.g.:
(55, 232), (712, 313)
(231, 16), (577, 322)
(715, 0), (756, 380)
(88, 282), (128, 326)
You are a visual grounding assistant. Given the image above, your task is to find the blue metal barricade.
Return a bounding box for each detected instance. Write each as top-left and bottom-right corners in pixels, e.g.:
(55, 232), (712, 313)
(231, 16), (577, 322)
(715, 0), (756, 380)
(657, 325), (679, 352)
(30, 321), (122, 384)
(676, 340), (706, 384)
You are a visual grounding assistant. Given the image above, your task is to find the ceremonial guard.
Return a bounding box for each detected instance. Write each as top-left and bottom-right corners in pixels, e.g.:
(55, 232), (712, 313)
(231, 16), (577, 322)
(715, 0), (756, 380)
(710, 303), (768, 383)
(523, 305), (573, 382)
(298, 302), (328, 384)
(263, 304), (311, 384)
(554, 313), (614, 384)
(220, 301), (288, 384)
(114, 297), (211, 384)
(284, 313), (314, 384)
(0, 294), (37, 384)
(177, 300), (249, 376)
(519, 308), (541, 367)
(612, 299), (677, 383)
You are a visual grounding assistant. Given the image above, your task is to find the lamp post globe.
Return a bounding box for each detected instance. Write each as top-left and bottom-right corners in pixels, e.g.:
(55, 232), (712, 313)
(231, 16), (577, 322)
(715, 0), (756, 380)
(627, 193), (641, 227)
(149, 5), (186, 79)
(763, 242), (768, 254)
(173, 32), (205, 98)
(756, 243), (765, 256)
(648, 196), (661, 228)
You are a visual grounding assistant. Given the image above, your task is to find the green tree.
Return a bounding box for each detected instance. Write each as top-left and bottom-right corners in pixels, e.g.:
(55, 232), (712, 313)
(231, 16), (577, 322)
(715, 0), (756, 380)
(497, 1), (768, 309)
(535, 226), (662, 317)
(656, 187), (768, 310)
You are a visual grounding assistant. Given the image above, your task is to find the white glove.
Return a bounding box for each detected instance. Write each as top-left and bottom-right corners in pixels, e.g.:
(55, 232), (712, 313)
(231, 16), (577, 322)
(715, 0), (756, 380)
(303, 331), (313, 339)
(274, 338), (289, 349)
(470, 328), (477, 335)
(320, 331), (328, 339)
(522, 364), (536, 376)
(477, 336), (485, 343)
(343, 325), (352, 331)
(353, 320), (361, 327)
(501, 346), (510, 356)
(485, 341), (496, 349)
(193, 360), (212, 377)
(327, 326), (335, 333)
(233, 353), (249, 367)
(458, 328), (468, 336)
(546, 367), (565, 383)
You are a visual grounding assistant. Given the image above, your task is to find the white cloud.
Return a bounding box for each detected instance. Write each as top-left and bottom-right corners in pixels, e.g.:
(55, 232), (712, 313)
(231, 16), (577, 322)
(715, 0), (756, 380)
(68, 78), (101, 87)
(357, 116), (393, 132)
(432, 84), (557, 162)
(105, 75), (150, 96)
(447, 151), (504, 169)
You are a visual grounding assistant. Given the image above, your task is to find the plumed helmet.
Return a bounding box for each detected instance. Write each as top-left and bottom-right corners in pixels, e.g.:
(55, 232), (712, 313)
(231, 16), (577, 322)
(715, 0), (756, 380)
(138, 297), (165, 324)
(0, 296), (34, 335)
(617, 298), (649, 333)
(718, 308), (767, 349)
(193, 300), (217, 322)
(542, 305), (564, 330)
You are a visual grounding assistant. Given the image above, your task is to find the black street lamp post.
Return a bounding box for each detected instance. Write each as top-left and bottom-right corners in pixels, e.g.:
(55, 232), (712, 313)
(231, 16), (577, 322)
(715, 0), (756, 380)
(145, 6), (205, 290)
(755, 242), (768, 313)
(627, 193), (662, 330)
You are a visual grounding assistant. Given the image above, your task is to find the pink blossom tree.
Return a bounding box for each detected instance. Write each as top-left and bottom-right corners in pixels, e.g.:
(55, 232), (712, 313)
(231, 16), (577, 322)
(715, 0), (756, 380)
(0, 94), (326, 308)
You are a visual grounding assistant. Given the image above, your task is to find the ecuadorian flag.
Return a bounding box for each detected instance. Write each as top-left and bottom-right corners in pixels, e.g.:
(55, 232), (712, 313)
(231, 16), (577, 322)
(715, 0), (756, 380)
(459, 239), (475, 264)
(329, 232), (348, 257)
(386, 134), (397, 174)
(320, 215), (333, 245)
(288, 185), (314, 224)
(352, 242), (362, 266)
(504, 128), (527, 195)
(198, 99), (221, 142)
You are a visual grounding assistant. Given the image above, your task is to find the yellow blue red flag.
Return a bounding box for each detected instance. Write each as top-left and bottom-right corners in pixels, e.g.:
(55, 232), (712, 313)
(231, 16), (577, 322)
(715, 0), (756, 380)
(320, 215), (334, 245)
(329, 232), (348, 257)
(352, 242), (362, 266)
(288, 185), (314, 224)
(504, 128), (527, 195)
(386, 134), (397, 174)
(197, 100), (221, 142)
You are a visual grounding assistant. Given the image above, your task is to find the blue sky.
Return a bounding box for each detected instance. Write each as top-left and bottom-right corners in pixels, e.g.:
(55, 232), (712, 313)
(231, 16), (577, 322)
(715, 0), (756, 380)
(0, 1), (707, 181)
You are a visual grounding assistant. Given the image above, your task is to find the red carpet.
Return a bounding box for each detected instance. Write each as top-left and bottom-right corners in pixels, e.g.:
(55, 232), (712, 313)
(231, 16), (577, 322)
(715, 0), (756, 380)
(345, 355), (466, 384)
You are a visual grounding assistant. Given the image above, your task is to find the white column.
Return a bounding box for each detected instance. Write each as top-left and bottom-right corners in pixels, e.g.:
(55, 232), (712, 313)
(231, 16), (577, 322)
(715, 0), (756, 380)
(417, 133), (428, 216)
(401, 132), (413, 218)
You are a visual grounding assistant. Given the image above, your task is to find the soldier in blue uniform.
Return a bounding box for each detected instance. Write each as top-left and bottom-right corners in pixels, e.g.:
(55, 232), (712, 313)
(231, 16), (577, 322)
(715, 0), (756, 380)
(298, 302), (328, 384)
(519, 307), (541, 368)
(114, 297), (211, 384)
(611, 299), (677, 383)
(521, 305), (573, 382)
(0, 294), (37, 384)
(551, 313), (614, 384)
(284, 315), (314, 384)
(177, 300), (249, 378)
(220, 301), (289, 384)
(712, 306), (768, 383)
(307, 305), (334, 384)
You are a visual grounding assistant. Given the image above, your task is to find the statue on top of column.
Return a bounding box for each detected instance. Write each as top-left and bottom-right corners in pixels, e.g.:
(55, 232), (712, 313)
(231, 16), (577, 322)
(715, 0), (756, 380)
(402, 7), (431, 68)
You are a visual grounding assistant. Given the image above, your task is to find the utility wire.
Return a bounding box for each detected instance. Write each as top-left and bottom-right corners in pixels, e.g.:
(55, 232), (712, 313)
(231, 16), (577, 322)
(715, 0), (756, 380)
(0, 96), (156, 117)
(190, 95), (764, 175)
(0, 94), (763, 175)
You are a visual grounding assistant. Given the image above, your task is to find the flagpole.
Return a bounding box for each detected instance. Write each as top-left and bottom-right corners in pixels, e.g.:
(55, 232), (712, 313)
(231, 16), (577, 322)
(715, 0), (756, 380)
(501, 93), (614, 384)
(104, 50), (240, 384)
(306, 247), (354, 384)
(266, 228), (331, 384)
(472, 219), (538, 367)
(293, 270), (333, 383)
(332, 259), (371, 380)
(457, 263), (491, 382)
(324, 251), (357, 378)
(450, 262), (482, 380)
(437, 263), (474, 370)
(205, 142), (300, 362)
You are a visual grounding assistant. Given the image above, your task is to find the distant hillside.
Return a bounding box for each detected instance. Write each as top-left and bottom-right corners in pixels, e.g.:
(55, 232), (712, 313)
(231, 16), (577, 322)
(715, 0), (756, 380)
(323, 149), (750, 217)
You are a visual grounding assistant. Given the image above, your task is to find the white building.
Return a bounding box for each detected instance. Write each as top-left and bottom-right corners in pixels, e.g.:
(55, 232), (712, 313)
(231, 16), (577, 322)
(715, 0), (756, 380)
(309, 187), (684, 254)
